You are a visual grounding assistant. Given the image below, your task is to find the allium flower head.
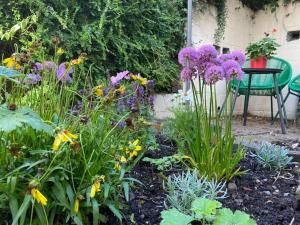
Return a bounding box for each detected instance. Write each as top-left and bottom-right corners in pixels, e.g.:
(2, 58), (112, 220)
(43, 61), (56, 71)
(230, 51), (246, 66)
(222, 60), (244, 81)
(197, 44), (218, 62)
(204, 65), (224, 84)
(111, 71), (130, 86)
(178, 47), (198, 66)
(180, 67), (193, 81)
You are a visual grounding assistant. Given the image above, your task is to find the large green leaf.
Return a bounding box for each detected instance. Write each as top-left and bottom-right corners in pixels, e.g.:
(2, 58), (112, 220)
(213, 208), (257, 225)
(160, 208), (193, 225)
(191, 198), (222, 221)
(0, 105), (53, 134)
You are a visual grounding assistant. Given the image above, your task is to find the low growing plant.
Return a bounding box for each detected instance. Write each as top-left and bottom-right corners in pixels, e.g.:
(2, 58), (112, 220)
(252, 142), (292, 170)
(160, 198), (257, 225)
(164, 170), (227, 214)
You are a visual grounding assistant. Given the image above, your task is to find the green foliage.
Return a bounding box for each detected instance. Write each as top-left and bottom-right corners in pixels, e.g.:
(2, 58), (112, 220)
(0, 0), (186, 92)
(252, 142), (292, 170)
(165, 170), (227, 214)
(160, 208), (194, 225)
(163, 104), (244, 181)
(246, 37), (280, 60)
(239, 0), (300, 11)
(143, 154), (188, 171)
(0, 105), (52, 134)
(160, 198), (257, 225)
(214, 0), (228, 44)
(213, 208), (257, 225)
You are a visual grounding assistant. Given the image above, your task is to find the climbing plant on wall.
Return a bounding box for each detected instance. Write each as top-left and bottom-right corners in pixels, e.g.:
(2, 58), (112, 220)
(239, 0), (300, 11)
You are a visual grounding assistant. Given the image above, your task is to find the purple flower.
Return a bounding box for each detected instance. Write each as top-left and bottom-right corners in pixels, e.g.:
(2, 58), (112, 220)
(204, 65), (224, 84)
(147, 80), (154, 89)
(149, 95), (155, 111)
(127, 96), (137, 108)
(117, 100), (125, 113)
(230, 51), (246, 66)
(197, 45), (218, 62)
(178, 47), (198, 66)
(137, 85), (145, 96)
(119, 121), (126, 129)
(219, 53), (232, 63)
(43, 61), (56, 71)
(180, 67), (193, 81)
(23, 73), (42, 85)
(102, 88), (108, 96)
(34, 62), (44, 71)
(222, 60), (244, 80)
(56, 63), (73, 83)
(111, 71), (130, 86)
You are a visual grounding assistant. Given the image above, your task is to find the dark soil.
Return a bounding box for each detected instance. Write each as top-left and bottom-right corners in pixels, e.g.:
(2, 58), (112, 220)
(119, 135), (300, 225)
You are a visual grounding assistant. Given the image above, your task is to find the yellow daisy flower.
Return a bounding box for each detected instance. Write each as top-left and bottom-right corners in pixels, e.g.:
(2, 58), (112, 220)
(3, 57), (16, 69)
(53, 130), (78, 151)
(57, 48), (64, 55)
(131, 74), (148, 86)
(31, 188), (48, 206)
(95, 85), (103, 97)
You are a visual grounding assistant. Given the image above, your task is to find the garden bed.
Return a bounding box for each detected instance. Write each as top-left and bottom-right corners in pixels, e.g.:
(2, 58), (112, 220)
(119, 135), (300, 225)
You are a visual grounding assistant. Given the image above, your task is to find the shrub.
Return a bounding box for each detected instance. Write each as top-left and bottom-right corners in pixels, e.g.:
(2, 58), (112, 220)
(164, 170), (227, 214)
(0, 0), (187, 92)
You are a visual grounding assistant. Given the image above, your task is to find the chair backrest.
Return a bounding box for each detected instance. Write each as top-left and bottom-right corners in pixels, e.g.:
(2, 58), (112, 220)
(232, 57), (292, 90)
(289, 74), (300, 93)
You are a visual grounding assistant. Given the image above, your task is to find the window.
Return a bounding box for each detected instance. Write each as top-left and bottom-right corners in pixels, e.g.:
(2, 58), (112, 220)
(287, 31), (300, 42)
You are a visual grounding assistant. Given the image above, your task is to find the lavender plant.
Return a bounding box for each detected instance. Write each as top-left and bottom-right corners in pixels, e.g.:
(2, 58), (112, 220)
(165, 170), (227, 214)
(177, 45), (246, 180)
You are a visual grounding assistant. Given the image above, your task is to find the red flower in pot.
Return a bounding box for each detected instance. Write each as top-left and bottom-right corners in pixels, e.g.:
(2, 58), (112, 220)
(246, 30), (280, 68)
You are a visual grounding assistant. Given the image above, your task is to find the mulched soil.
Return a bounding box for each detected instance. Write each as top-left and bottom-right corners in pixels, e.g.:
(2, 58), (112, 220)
(118, 135), (300, 225)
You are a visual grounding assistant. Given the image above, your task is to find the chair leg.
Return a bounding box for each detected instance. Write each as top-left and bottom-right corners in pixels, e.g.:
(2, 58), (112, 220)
(280, 91), (288, 127)
(274, 91), (290, 121)
(270, 96), (274, 123)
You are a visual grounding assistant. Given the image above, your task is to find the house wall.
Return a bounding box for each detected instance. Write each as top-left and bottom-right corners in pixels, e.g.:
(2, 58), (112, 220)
(154, 0), (300, 119)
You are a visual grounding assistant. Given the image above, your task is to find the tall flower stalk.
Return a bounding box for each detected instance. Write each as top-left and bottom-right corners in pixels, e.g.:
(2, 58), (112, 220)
(178, 45), (246, 180)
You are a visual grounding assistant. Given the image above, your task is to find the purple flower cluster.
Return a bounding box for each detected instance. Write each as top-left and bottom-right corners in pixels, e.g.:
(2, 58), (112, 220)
(111, 71), (130, 86)
(23, 73), (42, 85)
(178, 45), (245, 84)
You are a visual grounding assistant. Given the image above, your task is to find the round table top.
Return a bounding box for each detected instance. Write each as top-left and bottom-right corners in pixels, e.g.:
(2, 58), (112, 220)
(242, 68), (283, 74)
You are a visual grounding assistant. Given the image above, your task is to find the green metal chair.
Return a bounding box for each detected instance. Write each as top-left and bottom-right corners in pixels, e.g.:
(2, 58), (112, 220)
(231, 57), (292, 122)
(274, 73), (300, 120)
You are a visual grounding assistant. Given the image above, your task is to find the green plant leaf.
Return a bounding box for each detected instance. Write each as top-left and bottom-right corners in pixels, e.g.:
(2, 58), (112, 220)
(191, 198), (222, 220)
(11, 195), (31, 225)
(122, 182), (129, 202)
(160, 208), (193, 225)
(0, 106), (53, 134)
(213, 208), (257, 225)
(107, 202), (123, 221)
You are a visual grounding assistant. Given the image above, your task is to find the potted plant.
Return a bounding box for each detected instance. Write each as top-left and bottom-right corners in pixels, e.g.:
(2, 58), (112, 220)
(246, 30), (280, 68)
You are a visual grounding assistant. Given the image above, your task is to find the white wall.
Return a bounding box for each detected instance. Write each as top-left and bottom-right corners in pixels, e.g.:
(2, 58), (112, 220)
(191, 0), (300, 119)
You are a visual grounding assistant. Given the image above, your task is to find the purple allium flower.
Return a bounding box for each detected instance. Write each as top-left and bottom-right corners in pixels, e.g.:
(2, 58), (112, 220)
(222, 60), (244, 80)
(56, 63), (73, 83)
(43, 61), (56, 71)
(178, 47), (198, 66)
(149, 95), (155, 111)
(204, 65), (224, 84)
(34, 62), (44, 71)
(23, 73), (42, 85)
(219, 53), (232, 63)
(111, 71), (130, 86)
(197, 44), (218, 62)
(230, 51), (246, 66)
(180, 67), (193, 81)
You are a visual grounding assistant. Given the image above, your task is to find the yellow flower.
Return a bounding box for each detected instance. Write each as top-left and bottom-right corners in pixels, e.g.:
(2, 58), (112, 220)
(127, 139), (142, 159)
(131, 74), (148, 86)
(31, 188), (47, 206)
(114, 162), (121, 171)
(118, 85), (126, 95)
(3, 57), (16, 69)
(53, 130), (78, 151)
(74, 198), (79, 213)
(70, 58), (82, 66)
(90, 180), (101, 198)
(95, 85), (103, 97)
(120, 156), (127, 163)
(15, 64), (22, 71)
(57, 48), (64, 55)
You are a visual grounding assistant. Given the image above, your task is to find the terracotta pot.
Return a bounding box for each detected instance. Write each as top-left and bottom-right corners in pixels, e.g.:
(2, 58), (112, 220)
(250, 56), (267, 68)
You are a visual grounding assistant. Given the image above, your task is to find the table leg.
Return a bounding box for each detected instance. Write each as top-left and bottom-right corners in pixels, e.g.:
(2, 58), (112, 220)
(243, 74), (252, 126)
(273, 73), (286, 134)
